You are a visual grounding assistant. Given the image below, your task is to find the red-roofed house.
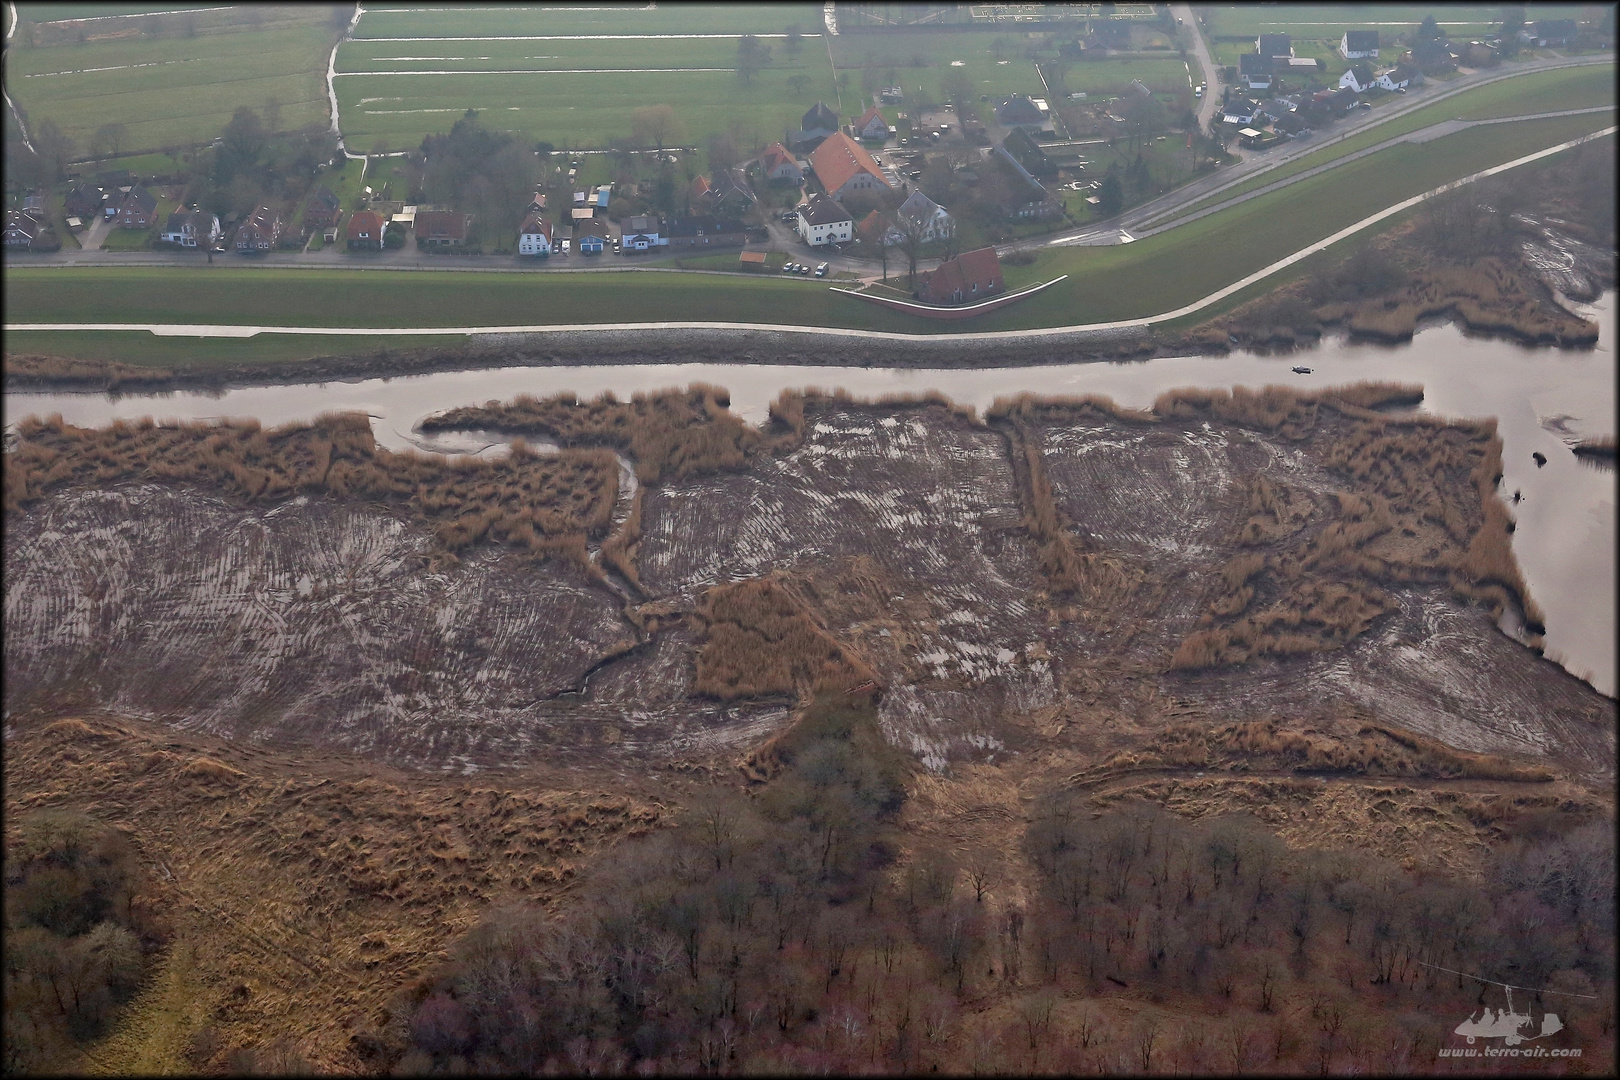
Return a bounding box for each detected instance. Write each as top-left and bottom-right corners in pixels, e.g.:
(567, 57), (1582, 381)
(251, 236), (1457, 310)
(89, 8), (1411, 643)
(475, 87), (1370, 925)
(809, 131), (892, 203)
(689, 174), (712, 208)
(854, 105), (891, 140)
(758, 142), (804, 183)
(235, 205), (284, 253)
(856, 209), (903, 247)
(918, 247), (1004, 306)
(346, 209), (386, 249)
(518, 213), (553, 256)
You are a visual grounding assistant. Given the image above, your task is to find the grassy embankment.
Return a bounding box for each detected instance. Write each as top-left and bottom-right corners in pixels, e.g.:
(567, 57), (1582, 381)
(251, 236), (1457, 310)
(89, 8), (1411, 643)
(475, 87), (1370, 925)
(5, 7), (333, 153)
(4, 111), (1610, 370)
(1164, 64), (1615, 223)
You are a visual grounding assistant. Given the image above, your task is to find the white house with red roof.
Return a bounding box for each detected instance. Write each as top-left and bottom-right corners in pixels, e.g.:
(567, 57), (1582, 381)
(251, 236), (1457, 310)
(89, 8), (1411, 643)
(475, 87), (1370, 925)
(757, 142), (804, 183)
(518, 213), (553, 256)
(854, 105), (892, 141)
(809, 132), (893, 203)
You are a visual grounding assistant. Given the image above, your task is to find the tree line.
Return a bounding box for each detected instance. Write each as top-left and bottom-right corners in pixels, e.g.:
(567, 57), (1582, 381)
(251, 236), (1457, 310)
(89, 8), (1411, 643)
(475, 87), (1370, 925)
(381, 695), (1614, 1074)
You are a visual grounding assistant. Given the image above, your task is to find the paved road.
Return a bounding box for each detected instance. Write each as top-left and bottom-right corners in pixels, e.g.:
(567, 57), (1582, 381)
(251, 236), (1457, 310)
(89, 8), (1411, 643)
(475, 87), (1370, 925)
(1172, 1), (1221, 132)
(12, 124), (1609, 342)
(1038, 52), (1614, 249)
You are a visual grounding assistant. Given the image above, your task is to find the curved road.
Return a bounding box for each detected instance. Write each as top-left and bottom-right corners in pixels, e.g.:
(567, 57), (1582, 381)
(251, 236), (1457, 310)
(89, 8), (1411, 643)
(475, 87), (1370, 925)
(1172, 1), (1222, 132)
(9, 124), (1612, 343)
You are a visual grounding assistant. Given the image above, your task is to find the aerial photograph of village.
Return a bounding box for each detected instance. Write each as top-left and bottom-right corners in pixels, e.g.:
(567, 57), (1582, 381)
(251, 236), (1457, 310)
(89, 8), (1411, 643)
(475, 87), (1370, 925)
(1, 0), (1615, 1074)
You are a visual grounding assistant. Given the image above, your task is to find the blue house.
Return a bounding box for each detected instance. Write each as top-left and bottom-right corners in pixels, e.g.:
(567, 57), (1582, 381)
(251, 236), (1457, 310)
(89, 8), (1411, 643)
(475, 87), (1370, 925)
(576, 229), (607, 254)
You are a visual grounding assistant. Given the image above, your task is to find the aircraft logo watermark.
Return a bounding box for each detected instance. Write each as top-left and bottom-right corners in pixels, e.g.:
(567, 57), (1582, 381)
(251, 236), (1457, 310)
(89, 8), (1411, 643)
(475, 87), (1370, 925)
(1421, 963), (1595, 1061)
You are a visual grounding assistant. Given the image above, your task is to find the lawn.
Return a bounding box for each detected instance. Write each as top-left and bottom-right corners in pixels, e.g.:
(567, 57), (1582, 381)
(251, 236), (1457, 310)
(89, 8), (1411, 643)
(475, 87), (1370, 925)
(5, 16), (334, 154)
(1202, 4), (1587, 40)
(13, 3), (231, 20)
(7, 112), (1607, 350)
(1167, 64), (1615, 219)
(337, 36), (812, 73)
(351, 5), (824, 39)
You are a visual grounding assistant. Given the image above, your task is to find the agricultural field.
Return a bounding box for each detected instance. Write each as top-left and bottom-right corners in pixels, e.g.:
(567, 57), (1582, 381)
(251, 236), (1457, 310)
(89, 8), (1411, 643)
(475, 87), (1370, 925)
(5, 5), (335, 155)
(333, 5), (837, 152)
(1203, 3), (1591, 40)
(351, 4), (823, 39)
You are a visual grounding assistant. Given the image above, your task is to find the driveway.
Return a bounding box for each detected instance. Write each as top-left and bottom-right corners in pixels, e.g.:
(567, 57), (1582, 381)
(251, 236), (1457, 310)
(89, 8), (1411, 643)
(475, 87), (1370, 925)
(76, 214), (113, 252)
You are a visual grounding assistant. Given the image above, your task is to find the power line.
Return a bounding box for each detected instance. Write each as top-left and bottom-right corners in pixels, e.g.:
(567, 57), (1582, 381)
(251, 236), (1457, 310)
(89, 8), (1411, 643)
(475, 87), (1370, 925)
(1416, 962), (1599, 999)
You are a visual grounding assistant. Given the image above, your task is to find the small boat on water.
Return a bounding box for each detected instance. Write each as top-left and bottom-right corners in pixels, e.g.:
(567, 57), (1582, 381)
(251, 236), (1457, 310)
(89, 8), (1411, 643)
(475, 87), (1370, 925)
(1291, 366), (1312, 374)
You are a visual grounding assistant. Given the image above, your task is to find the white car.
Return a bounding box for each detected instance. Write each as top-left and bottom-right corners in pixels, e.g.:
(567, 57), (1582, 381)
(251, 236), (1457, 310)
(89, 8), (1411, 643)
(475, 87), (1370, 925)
(1195, 85), (1204, 98)
(560, 239), (570, 255)
(815, 262), (829, 277)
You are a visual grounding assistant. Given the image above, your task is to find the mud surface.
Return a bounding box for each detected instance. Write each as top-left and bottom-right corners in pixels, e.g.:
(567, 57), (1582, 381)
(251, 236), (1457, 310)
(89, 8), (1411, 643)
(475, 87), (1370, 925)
(5, 398), (1614, 780)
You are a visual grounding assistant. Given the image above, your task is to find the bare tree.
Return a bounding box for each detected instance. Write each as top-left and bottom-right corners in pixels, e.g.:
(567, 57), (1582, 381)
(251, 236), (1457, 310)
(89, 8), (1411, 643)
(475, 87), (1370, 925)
(90, 122), (128, 163)
(631, 104), (684, 152)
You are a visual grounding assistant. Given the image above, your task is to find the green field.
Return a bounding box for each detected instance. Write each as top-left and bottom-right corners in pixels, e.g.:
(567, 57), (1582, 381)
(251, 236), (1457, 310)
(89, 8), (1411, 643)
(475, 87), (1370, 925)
(351, 5), (824, 39)
(7, 111), (1608, 361)
(335, 66), (842, 152)
(13, 3), (234, 21)
(1168, 64), (1615, 220)
(5, 13), (333, 154)
(1203, 4), (1590, 40)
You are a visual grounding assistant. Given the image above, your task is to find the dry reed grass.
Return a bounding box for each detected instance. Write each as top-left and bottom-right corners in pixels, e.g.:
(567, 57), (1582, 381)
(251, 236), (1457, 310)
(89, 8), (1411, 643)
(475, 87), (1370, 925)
(998, 419), (1139, 613)
(1160, 384), (1542, 665)
(421, 385), (758, 484)
(4, 353), (176, 390)
(1074, 717), (1555, 784)
(1573, 435), (1616, 460)
(4, 413), (618, 568)
(691, 578), (879, 702)
(600, 488), (644, 592)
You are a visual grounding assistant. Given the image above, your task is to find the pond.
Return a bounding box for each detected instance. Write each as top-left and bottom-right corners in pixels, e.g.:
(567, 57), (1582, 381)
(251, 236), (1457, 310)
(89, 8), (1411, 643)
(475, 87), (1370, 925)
(6, 294), (1614, 696)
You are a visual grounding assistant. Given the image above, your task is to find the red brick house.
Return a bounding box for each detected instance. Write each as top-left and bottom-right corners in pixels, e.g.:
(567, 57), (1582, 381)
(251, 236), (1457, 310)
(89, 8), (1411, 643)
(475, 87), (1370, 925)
(347, 209), (386, 249)
(235, 205), (284, 253)
(918, 247), (1004, 306)
(304, 184), (342, 229)
(114, 185), (157, 229)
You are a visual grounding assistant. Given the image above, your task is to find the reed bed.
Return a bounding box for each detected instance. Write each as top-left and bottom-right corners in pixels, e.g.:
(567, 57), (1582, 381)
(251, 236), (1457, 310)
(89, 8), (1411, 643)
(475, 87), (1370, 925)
(985, 393), (1158, 427)
(691, 578), (878, 703)
(4, 412), (618, 567)
(1237, 475), (1315, 545)
(1074, 717), (1554, 783)
(3, 353), (175, 390)
(1573, 435), (1617, 461)
(421, 385), (758, 484)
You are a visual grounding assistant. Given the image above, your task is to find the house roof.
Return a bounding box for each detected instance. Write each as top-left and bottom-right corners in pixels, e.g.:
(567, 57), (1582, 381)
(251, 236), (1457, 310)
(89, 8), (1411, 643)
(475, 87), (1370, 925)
(995, 94), (1044, 124)
(1343, 29), (1379, 50)
(1535, 19), (1577, 37)
(5, 210), (42, 238)
(809, 131), (890, 196)
(922, 246), (1003, 302)
(121, 185), (156, 213)
(896, 190), (946, 231)
(712, 167), (756, 203)
(1348, 63), (1375, 84)
(665, 215), (745, 238)
(800, 192), (852, 226)
(1257, 32), (1291, 57)
(1239, 53), (1272, 75)
(856, 209), (895, 242)
(1385, 63), (1420, 81)
(622, 214), (660, 233)
(690, 175), (712, 201)
(760, 142), (799, 171)
(738, 250), (767, 264)
(519, 213), (550, 239)
(242, 205), (279, 231)
(311, 184), (340, 210)
(347, 209), (385, 237)
(415, 210), (469, 239)
(1128, 79), (1152, 97)
(802, 101), (838, 133)
(855, 104), (887, 130)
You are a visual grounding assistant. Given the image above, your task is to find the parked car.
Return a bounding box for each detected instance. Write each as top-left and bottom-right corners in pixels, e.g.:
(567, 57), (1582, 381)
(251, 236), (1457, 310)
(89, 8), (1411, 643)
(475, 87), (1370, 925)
(782, 262), (796, 273)
(797, 264), (810, 274)
(814, 262), (829, 277)
(560, 239), (570, 254)
(1194, 85), (1204, 98)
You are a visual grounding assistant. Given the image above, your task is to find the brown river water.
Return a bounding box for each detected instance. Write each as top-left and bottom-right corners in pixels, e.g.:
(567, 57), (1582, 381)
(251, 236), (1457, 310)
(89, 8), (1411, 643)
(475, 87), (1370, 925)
(5, 293), (1614, 697)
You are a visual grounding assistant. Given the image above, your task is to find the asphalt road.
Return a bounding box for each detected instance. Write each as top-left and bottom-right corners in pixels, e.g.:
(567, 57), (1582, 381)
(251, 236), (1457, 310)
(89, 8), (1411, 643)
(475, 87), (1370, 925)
(1172, 1), (1222, 132)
